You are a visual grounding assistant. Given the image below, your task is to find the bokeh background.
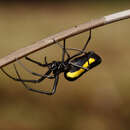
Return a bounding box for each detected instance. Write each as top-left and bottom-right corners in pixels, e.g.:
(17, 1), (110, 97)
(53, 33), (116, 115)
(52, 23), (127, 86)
(0, 0), (130, 129)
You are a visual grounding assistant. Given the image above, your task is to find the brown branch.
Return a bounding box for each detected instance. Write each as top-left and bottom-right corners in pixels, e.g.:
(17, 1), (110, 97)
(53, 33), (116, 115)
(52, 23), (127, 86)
(0, 9), (130, 68)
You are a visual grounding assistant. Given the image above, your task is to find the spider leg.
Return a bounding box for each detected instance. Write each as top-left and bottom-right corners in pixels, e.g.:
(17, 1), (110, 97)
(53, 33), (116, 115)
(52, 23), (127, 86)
(24, 56), (55, 79)
(17, 60), (55, 79)
(57, 41), (86, 54)
(17, 60), (43, 77)
(69, 62), (89, 71)
(25, 56), (52, 67)
(1, 64), (53, 83)
(69, 51), (94, 71)
(56, 40), (70, 59)
(62, 39), (66, 62)
(13, 63), (31, 90)
(82, 29), (91, 52)
(28, 75), (59, 95)
(66, 29), (92, 61)
(57, 39), (87, 62)
(63, 39), (71, 58)
(13, 64), (59, 95)
(44, 56), (52, 71)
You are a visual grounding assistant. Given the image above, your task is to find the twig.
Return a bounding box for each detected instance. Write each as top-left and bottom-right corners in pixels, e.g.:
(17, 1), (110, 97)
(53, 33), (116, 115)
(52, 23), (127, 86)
(0, 9), (130, 68)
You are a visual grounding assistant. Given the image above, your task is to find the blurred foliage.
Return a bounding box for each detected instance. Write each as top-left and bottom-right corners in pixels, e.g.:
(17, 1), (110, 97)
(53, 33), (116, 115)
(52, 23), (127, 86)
(0, 1), (130, 130)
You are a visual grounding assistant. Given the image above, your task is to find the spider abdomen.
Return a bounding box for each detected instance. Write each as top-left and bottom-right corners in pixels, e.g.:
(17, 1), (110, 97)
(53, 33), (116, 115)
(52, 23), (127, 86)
(64, 51), (102, 81)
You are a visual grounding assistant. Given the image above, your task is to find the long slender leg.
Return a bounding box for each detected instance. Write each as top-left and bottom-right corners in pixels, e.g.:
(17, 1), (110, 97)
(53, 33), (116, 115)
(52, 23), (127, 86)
(63, 39), (71, 58)
(57, 41), (86, 56)
(25, 56), (55, 78)
(66, 29), (92, 61)
(17, 60), (55, 79)
(82, 29), (91, 51)
(69, 62), (89, 71)
(57, 42), (87, 56)
(62, 39), (66, 62)
(13, 64), (59, 95)
(56, 38), (87, 62)
(13, 64), (30, 90)
(56, 40), (70, 58)
(44, 56), (52, 71)
(69, 51), (94, 71)
(29, 75), (59, 95)
(63, 39), (65, 61)
(1, 65), (53, 83)
(64, 48), (86, 53)
(25, 56), (52, 67)
(17, 60), (43, 77)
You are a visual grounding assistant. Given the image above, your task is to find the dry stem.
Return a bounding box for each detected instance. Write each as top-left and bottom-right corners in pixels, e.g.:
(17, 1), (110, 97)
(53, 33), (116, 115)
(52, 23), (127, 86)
(0, 9), (130, 68)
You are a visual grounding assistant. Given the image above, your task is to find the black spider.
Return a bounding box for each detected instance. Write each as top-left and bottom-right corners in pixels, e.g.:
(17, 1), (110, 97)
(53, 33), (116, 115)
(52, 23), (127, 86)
(1, 29), (102, 95)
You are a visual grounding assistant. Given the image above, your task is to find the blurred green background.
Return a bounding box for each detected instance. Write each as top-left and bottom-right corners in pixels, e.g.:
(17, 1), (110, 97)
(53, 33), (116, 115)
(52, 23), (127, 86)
(0, 1), (130, 130)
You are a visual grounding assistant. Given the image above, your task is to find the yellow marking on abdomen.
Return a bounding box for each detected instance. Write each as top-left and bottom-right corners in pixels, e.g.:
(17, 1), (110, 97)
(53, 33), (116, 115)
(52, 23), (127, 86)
(67, 58), (95, 78)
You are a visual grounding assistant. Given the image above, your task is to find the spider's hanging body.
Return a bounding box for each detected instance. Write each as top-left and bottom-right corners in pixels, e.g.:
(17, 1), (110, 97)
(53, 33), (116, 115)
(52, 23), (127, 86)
(1, 29), (102, 95)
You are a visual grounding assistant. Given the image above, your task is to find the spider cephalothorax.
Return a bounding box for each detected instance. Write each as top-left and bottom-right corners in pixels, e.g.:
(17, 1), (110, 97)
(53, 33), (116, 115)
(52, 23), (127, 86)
(48, 61), (66, 74)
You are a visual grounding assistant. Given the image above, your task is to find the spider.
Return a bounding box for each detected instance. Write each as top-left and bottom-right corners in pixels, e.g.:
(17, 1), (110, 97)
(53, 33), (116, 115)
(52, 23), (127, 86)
(1, 29), (102, 95)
